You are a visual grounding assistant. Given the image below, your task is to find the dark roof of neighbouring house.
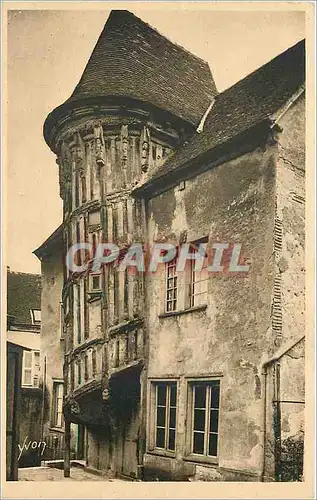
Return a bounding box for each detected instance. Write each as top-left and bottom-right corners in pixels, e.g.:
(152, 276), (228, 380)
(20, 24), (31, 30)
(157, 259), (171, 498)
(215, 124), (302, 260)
(137, 38), (305, 191)
(44, 9), (217, 135)
(33, 224), (63, 259)
(7, 271), (41, 326)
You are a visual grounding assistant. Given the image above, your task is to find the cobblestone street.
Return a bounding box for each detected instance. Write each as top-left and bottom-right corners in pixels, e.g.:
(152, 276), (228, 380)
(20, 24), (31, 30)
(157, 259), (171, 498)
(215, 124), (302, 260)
(18, 466), (126, 481)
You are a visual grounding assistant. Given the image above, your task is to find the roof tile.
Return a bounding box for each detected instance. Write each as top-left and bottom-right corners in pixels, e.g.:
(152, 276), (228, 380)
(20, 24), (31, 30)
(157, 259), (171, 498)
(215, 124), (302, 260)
(49, 10), (217, 127)
(145, 38), (305, 185)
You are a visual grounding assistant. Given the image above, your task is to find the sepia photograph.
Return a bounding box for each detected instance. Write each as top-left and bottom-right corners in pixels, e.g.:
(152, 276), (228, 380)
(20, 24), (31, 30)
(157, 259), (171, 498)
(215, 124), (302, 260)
(2, 1), (315, 498)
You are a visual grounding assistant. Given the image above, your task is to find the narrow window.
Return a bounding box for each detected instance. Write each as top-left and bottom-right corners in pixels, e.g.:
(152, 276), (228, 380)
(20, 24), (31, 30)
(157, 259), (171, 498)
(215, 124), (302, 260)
(75, 173), (79, 207)
(112, 205), (118, 241)
(52, 382), (64, 428)
(125, 334), (129, 363)
(77, 359), (82, 386)
(81, 176), (87, 203)
(165, 257), (178, 312)
(188, 241), (208, 308)
(33, 351), (40, 387)
(115, 340), (120, 368)
(92, 350), (97, 377)
(76, 222), (81, 266)
(92, 233), (97, 260)
(84, 353), (89, 381)
(76, 283), (82, 344)
(154, 382), (177, 452)
(190, 381), (220, 457)
(60, 302), (64, 340)
(133, 331), (138, 360)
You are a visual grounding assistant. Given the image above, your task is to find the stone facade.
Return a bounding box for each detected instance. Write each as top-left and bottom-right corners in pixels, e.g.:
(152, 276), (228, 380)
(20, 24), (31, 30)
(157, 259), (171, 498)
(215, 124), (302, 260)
(40, 10), (305, 481)
(34, 227), (85, 462)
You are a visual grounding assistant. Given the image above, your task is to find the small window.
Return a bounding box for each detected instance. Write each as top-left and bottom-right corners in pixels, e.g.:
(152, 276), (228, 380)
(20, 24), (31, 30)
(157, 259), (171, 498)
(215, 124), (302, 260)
(165, 257), (178, 312)
(188, 243), (208, 308)
(52, 382), (64, 428)
(188, 380), (220, 458)
(153, 382), (177, 452)
(30, 309), (41, 325)
(88, 210), (101, 226)
(22, 350), (40, 388)
(91, 274), (101, 291)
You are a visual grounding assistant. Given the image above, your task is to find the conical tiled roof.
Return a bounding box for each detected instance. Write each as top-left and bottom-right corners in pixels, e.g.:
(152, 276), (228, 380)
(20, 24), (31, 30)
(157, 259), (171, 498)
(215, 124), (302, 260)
(45, 10), (217, 139)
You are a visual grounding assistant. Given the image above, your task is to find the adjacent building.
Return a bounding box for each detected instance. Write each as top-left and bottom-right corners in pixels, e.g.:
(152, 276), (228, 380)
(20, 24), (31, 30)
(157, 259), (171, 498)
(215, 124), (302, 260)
(6, 269), (42, 468)
(41, 10), (305, 481)
(34, 225), (86, 463)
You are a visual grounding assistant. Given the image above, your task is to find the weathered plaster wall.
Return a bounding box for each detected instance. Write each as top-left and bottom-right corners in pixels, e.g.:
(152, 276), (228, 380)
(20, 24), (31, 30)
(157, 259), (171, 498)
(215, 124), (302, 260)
(144, 145), (277, 480)
(275, 93), (305, 345)
(41, 253), (64, 436)
(264, 94), (305, 482)
(19, 389), (43, 467)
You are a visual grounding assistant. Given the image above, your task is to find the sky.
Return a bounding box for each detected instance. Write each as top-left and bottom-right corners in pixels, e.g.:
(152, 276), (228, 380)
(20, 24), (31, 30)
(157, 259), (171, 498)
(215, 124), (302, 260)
(6, 6), (305, 274)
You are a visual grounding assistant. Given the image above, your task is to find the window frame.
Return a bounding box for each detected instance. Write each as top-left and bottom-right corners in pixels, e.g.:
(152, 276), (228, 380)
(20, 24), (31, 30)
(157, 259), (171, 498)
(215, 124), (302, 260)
(161, 237), (209, 316)
(185, 378), (221, 464)
(148, 379), (179, 457)
(187, 241), (208, 309)
(165, 256), (178, 313)
(21, 350), (40, 388)
(51, 380), (64, 429)
(30, 309), (41, 325)
(89, 273), (102, 292)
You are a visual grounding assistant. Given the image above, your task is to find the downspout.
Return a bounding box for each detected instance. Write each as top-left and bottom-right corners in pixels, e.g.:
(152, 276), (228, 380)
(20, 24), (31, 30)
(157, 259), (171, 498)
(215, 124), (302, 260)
(274, 362), (282, 481)
(260, 364), (268, 481)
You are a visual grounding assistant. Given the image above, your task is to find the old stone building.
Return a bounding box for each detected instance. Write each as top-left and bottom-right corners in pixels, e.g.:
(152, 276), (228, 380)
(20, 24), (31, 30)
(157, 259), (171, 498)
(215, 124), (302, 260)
(34, 225), (86, 462)
(41, 10), (305, 481)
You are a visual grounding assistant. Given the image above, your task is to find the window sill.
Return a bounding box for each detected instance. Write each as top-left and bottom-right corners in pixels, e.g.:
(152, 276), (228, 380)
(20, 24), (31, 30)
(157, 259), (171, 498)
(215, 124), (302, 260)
(146, 449), (176, 459)
(87, 291), (102, 303)
(21, 386), (41, 392)
(183, 454), (218, 466)
(49, 427), (65, 434)
(158, 304), (207, 319)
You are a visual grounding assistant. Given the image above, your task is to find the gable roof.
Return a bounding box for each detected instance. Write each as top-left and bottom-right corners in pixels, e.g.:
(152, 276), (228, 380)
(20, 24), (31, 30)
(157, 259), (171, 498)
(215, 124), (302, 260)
(7, 271), (41, 327)
(33, 224), (63, 260)
(44, 9), (217, 137)
(137, 38), (305, 191)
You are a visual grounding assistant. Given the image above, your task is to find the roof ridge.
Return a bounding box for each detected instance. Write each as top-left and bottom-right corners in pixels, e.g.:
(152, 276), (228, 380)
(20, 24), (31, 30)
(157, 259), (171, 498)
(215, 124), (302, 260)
(109, 9), (211, 69)
(7, 270), (41, 277)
